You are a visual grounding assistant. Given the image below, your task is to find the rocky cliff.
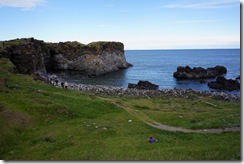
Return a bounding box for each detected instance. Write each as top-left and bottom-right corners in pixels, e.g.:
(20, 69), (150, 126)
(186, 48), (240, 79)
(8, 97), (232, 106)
(0, 38), (132, 76)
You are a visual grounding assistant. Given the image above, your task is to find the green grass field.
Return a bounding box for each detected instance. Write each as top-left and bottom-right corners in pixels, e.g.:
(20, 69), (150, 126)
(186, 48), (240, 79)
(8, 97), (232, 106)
(0, 58), (240, 160)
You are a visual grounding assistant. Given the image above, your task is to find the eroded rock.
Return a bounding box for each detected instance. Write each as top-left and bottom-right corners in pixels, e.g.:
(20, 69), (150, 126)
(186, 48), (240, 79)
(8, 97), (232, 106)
(1, 38), (132, 76)
(128, 80), (159, 90)
(173, 65), (227, 80)
(208, 76), (240, 91)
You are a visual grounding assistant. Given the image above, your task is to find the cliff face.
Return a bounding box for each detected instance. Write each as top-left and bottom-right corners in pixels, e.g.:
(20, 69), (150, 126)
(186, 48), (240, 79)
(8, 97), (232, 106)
(0, 38), (132, 76)
(0, 38), (50, 74)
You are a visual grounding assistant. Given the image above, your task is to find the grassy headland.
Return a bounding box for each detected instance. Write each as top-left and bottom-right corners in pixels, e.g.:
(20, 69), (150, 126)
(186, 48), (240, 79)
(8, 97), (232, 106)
(0, 58), (240, 160)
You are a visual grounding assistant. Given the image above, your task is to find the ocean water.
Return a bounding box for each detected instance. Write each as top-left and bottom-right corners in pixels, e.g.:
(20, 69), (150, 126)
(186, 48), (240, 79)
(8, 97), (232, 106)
(62, 49), (240, 95)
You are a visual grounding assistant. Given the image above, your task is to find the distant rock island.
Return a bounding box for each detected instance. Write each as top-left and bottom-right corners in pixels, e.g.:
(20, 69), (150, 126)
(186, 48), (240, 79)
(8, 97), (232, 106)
(0, 38), (132, 76)
(173, 65), (240, 91)
(173, 65), (227, 80)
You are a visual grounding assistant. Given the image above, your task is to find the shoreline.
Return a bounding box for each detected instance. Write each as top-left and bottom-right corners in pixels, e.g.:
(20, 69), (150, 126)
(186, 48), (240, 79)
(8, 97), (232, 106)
(51, 81), (240, 102)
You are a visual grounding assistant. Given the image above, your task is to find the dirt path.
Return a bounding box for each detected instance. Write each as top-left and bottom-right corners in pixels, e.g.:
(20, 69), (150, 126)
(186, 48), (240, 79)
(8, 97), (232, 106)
(110, 100), (240, 134)
(146, 121), (240, 133)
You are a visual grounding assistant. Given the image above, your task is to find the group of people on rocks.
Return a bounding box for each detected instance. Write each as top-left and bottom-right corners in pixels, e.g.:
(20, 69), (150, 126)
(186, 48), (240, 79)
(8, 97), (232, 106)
(45, 75), (69, 89)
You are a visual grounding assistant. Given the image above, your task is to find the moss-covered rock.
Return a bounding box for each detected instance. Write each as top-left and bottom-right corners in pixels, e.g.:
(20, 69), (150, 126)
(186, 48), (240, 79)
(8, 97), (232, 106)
(0, 38), (49, 74)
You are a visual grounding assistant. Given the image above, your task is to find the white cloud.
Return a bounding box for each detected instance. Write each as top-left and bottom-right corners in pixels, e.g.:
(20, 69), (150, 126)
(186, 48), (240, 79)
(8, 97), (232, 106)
(162, 0), (239, 9)
(0, 0), (44, 9)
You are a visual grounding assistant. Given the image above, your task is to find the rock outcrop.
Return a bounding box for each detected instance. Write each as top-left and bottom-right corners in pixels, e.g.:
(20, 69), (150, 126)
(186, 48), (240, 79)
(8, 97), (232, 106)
(173, 65), (227, 80)
(0, 38), (132, 76)
(128, 80), (159, 90)
(208, 76), (240, 91)
(1, 38), (50, 74)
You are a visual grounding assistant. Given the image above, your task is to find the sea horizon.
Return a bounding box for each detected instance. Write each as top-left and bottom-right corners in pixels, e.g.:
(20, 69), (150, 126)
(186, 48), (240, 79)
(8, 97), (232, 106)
(125, 48), (240, 51)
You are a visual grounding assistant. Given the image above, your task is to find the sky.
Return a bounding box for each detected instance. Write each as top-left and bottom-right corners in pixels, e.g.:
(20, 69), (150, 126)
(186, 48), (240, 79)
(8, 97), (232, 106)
(0, 0), (241, 49)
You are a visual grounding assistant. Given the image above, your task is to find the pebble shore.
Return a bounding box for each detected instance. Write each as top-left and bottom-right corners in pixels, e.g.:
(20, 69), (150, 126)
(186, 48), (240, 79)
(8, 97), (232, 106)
(54, 82), (240, 102)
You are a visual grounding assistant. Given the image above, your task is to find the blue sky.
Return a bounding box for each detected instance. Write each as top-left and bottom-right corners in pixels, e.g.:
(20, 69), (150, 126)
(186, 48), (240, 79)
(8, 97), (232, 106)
(0, 0), (240, 49)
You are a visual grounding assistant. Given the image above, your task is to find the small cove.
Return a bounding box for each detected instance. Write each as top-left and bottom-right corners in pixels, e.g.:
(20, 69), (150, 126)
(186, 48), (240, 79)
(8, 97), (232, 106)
(59, 49), (240, 95)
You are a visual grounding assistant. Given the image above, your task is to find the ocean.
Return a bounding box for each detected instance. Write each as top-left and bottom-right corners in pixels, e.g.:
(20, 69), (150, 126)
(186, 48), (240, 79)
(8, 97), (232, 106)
(62, 49), (240, 95)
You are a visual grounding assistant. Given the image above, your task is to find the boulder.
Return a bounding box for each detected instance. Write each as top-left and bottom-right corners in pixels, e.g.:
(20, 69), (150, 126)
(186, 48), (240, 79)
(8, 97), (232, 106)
(128, 80), (159, 90)
(207, 76), (240, 91)
(173, 65), (227, 80)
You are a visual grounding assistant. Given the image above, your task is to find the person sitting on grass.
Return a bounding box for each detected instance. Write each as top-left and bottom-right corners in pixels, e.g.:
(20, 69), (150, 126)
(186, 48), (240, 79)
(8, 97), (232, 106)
(148, 136), (157, 143)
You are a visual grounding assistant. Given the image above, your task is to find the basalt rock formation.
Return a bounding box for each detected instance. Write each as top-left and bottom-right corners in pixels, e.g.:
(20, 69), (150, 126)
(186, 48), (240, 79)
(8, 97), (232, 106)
(208, 76), (240, 91)
(1, 38), (49, 75)
(173, 65), (227, 80)
(128, 80), (159, 90)
(0, 38), (132, 76)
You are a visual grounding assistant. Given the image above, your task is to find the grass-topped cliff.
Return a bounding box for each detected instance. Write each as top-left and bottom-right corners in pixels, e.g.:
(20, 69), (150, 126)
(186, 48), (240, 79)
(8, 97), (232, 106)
(0, 58), (240, 160)
(0, 38), (130, 76)
(0, 38), (123, 58)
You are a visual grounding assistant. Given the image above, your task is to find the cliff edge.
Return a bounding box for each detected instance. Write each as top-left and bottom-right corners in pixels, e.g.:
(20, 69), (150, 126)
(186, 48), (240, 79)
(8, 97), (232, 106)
(0, 38), (132, 76)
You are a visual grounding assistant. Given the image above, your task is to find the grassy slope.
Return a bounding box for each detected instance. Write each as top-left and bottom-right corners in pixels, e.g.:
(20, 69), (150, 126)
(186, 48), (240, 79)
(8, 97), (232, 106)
(119, 97), (240, 130)
(0, 58), (240, 160)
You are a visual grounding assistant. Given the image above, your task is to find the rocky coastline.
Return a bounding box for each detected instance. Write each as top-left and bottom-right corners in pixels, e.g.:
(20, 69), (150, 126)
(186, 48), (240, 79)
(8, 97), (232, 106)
(50, 79), (240, 102)
(1, 38), (240, 102)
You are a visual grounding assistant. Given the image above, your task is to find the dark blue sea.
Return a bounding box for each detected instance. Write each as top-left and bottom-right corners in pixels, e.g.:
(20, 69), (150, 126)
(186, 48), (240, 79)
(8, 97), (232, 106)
(63, 49), (240, 95)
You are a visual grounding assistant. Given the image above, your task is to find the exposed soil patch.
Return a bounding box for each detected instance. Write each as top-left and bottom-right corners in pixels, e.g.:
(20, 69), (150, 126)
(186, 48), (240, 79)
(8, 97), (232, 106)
(0, 108), (32, 127)
(146, 121), (240, 134)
